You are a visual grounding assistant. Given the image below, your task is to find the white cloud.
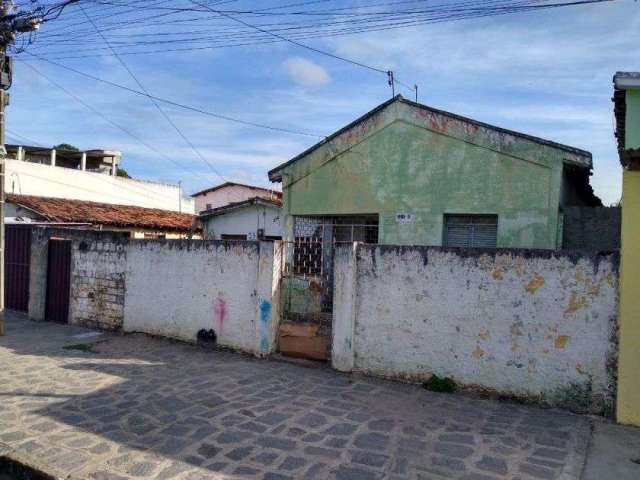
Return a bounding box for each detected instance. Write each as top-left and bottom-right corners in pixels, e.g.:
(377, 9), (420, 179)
(283, 57), (331, 88)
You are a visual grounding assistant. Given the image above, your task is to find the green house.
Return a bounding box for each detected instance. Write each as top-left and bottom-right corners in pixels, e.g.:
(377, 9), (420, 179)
(269, 95), (600, 250)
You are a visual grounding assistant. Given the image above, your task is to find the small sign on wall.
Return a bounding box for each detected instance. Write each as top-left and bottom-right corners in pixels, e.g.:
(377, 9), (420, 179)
(395, 213), (414, 224)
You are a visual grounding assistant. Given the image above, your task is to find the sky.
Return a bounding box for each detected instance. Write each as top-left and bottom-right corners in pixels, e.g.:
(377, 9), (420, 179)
(7, 0), (640, 204)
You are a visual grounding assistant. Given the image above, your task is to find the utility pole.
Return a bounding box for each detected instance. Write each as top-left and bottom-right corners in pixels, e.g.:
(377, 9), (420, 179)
(0, 1), (42, 335)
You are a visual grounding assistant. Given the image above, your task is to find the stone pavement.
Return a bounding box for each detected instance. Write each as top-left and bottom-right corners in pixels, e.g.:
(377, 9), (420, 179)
(0, 314), (592, 479)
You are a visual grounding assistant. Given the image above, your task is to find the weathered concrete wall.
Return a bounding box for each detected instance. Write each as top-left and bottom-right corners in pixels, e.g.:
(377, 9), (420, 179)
(27, 228), (129, 326)
(70, 235), (127, 331)
(26, 229), (281, 355)
(123, 240), (280, 355)
(333, 244), (619, 414)
(563, 207), (621, 250)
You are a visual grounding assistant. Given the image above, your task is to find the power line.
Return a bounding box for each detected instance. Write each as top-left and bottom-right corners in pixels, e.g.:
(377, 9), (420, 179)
(20, 52), (324, 138)
(188, 0), (387, 75)
(78, 3), (227, 183)
(19, 60), (219, 187)
(189, 0), (417, 95)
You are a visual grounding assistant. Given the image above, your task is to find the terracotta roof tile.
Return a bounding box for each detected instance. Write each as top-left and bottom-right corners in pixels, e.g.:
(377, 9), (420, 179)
(7, 194), (197, 233)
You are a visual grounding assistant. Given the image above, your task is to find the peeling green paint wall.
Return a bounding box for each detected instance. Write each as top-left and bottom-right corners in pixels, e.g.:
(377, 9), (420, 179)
(626, 89), (640, 150)
(281, 101), (590, 250)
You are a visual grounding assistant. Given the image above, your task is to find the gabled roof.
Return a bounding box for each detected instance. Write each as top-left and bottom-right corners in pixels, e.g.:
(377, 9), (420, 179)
(199, 196), (282, 218)
(268, 95), (592, 182)
(191, 181), (282, 199)
(7, 194), (198, 233)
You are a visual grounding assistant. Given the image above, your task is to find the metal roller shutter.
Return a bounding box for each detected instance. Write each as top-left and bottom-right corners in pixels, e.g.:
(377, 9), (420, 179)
(444, 215), (498, 248)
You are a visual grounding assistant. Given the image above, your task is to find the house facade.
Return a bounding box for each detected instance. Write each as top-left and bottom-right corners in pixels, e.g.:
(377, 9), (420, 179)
(613, 72), (640, 426)
(269, 95), (600, 250)
(199, 197), (282, 240)
(191, 181), (281, 214)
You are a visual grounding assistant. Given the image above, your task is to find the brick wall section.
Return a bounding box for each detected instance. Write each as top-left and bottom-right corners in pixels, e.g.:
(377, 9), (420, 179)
(563, 207), (621, 250)
(70, 238), (127, 331)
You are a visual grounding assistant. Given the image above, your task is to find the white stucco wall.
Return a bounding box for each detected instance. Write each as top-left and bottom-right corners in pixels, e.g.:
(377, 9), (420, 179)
(123, 240), (280, 355)
(202, 204), (282, 240)
(333, 244), (619, 413)
(194, 184), (280, 213)
(5, 159), (195, 213)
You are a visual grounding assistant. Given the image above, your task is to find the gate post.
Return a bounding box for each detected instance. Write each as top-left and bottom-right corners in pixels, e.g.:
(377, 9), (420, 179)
(332, 242), (358, 371)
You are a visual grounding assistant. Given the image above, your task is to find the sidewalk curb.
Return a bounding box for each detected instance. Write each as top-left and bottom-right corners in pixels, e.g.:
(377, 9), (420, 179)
(0, 441), (81, 480)
(558, 417), (593, 480)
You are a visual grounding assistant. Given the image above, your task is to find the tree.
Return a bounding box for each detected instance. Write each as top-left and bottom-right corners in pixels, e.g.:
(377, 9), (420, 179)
(54, 143), (79, 152)
(116, 167), (131, 179)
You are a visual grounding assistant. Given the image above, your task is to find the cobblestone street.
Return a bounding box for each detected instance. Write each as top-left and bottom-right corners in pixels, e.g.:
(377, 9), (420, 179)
(0, 314), (591, 480)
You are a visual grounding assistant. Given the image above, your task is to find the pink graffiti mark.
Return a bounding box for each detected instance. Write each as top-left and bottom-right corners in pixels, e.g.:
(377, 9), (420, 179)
(214, 295), (227, 330)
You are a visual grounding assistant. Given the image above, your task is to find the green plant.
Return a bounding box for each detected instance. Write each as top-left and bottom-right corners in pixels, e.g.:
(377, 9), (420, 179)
(54, 143), (79, 152)
(423, 374), (457, 393)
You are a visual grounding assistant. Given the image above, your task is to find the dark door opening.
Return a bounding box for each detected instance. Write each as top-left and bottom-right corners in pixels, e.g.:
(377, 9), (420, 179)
(5, 226), (32, 312)
(45, 239), (72, 323)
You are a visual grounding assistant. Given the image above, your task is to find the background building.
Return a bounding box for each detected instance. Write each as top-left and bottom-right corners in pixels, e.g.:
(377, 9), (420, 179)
(199, 197), (281, 240)
(192, 181), (281, 214)
(4, 145), (195, 213)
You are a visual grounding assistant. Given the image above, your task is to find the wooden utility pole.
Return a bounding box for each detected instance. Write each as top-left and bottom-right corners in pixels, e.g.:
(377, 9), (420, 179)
(0, 89), (5, 337)
(0, 0), (8, 336)
(0, 0), (42, 335)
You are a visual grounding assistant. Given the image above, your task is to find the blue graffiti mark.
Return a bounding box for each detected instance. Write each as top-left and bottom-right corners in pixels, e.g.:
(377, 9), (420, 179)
(260, 299), (271, 324)
(259, 299), (272, 353)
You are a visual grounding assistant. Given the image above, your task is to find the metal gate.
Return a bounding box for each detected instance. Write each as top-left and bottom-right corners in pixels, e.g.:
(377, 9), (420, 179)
(5, 226), (32, 312)
(278, 215), (378, 361)
(45, 239), (72, 323)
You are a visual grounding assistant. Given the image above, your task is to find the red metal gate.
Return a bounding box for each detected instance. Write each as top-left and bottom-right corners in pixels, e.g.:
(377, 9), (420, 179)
(5, 226), (32, 312)
(45, 239), (72, 323)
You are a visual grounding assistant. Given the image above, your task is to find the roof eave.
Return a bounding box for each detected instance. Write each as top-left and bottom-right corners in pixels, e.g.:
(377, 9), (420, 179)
(614, 72), (640, 90)
(268, 95), (592, 181)
(199, 197), (281, 218)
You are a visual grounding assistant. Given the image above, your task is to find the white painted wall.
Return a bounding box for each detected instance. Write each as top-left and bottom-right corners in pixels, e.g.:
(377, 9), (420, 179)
(5, 159), (195, 213)
(333, 244), (619, 413)
(202, 203), (282, 240)
(123, 241), (281, 355)
(194, 184), (279, 213)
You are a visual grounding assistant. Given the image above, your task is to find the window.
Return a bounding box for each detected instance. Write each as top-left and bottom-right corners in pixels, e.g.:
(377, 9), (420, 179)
(205, 203), (212, 210)
(143, 232), (166, 239)
(444, 214), (498, 248)
(221, 234), (247, 241)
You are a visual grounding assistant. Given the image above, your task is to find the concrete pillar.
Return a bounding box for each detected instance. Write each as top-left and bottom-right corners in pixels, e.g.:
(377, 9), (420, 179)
(617, 170), (640, 425)
(331, 242), (358, 372)
(80, 152), (86, 171)
(111, 161), (117, 176)
(17, 145), (23, 161)
(50, 149), (56, 167)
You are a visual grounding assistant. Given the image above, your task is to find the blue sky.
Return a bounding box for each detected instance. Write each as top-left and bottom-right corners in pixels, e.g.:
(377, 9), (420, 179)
(8, 0), (640, 204)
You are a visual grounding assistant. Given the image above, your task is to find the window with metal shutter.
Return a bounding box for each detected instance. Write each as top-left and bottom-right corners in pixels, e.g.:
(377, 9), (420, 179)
(444, 215), (498, 248)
